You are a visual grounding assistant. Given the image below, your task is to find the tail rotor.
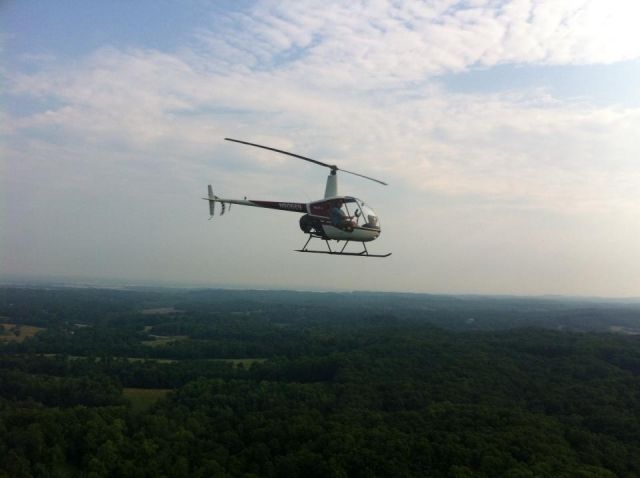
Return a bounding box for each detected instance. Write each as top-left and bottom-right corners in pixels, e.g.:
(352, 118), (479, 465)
(206, 185), (231, 219)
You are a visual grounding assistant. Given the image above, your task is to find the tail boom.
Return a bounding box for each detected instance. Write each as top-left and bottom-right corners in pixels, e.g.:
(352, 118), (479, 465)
(204, 185), (307, 217)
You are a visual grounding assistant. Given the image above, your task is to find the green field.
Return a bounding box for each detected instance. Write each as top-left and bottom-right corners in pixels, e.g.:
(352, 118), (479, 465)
(123, 388), (172, 411)
(217, 358), (267, 368)
(0, 323), (45, 342)
(40, 354), (260, 365)
(140, 307), (183, 315)
(141, 335), (189, 347)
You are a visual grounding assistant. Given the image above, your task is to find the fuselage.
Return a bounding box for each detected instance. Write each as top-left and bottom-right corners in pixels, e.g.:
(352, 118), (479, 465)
(303, 196), (380, 242)
(205, 194), (381, 242)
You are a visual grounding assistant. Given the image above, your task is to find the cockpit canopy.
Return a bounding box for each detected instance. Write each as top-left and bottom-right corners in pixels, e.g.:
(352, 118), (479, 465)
(357, 200), (379, 229)
(310, 197), (380, 230)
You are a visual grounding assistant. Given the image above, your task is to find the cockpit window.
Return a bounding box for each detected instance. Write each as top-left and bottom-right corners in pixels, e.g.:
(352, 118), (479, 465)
(354, 199), (379, 229)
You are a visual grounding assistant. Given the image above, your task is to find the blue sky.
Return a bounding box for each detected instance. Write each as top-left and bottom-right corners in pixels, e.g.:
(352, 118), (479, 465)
(4, 0), (214, 57)
(441, 61), (640, 107)
(2, 0), (640, 296)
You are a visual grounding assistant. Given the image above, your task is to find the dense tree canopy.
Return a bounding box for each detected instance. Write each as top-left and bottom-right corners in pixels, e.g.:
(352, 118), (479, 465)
(1, 287), (639, 477)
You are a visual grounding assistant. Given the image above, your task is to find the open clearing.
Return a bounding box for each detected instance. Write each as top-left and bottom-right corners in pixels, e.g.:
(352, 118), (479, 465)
(0, 323), (45, 342)
(39, 354), (263, 366)
(218, 358), (267, 368)
(123, 388), (172, 411)
(140, 307), (183, 315)
(141, 335), (190, 347)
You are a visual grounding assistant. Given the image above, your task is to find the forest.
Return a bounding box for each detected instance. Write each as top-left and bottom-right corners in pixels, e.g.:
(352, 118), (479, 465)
(1, 286), (640, 477)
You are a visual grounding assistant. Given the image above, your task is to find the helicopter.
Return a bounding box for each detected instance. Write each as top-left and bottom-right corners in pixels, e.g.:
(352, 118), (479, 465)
(203, 138), (391, 257)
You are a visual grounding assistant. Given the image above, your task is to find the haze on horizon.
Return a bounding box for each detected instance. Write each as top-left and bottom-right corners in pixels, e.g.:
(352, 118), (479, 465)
(2, 0), (640, 297)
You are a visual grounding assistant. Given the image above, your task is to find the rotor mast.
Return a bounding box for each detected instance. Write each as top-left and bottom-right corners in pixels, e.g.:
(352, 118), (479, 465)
(324, 170), (338, 198)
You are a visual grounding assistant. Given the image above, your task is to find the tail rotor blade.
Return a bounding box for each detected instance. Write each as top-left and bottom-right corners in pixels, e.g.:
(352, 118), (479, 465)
(207, 185), (215, 217)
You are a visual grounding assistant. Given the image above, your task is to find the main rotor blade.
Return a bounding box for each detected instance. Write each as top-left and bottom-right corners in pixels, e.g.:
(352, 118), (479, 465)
(225, 138), (336, 170)
(225, 137), (388, 186)
(340, 168), (388, 186)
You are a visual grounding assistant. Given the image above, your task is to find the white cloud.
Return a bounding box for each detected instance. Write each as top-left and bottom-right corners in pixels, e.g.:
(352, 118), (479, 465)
(189, 0), (640, 88)
(6, 11), (640, 213)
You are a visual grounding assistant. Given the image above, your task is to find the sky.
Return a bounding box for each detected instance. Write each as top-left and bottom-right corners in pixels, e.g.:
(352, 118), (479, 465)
(2, 0), (640, 296)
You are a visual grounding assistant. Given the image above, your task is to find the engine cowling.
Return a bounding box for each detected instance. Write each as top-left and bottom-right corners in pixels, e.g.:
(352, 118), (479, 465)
(299, 214), (323, 235)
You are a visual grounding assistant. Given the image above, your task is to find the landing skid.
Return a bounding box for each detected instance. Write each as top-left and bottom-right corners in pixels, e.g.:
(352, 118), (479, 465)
(296, 235), (391, 258)
(296, 249), (392, 258)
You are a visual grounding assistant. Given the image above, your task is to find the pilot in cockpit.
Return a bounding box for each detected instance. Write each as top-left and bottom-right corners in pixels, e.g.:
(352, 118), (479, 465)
(330, 201), (354, 232)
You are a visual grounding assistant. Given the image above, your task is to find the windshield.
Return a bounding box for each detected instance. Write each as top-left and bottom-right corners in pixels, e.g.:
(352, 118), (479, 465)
(354, 199), (379, 229)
